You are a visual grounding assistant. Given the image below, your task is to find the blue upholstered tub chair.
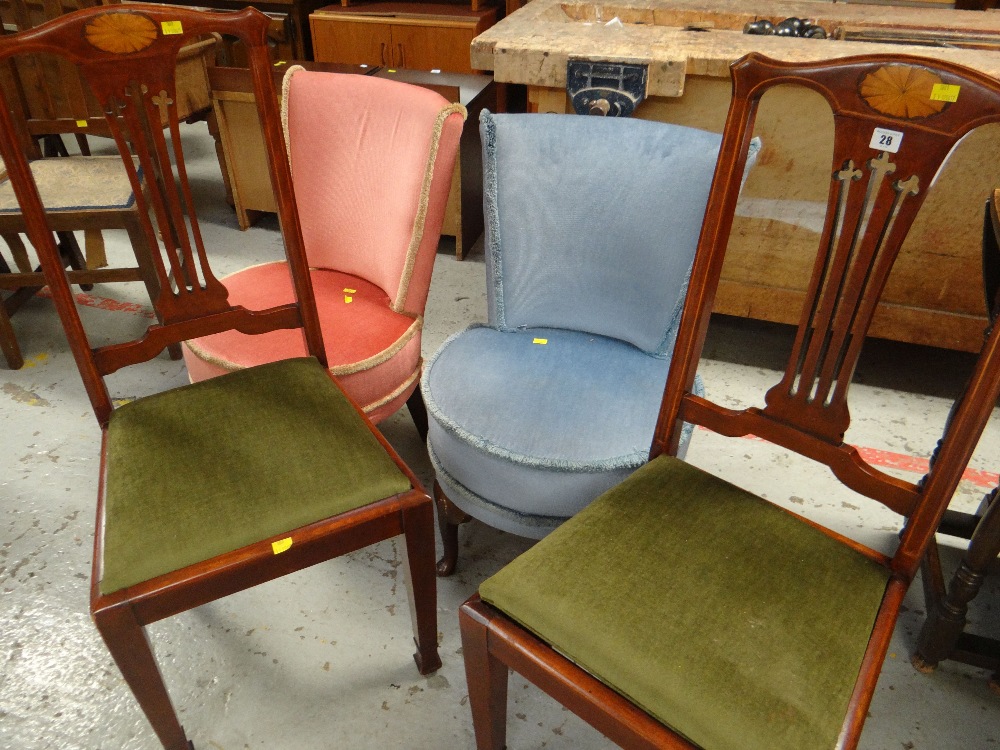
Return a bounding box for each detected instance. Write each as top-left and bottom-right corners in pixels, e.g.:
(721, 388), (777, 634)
(423, 111), (735, 574)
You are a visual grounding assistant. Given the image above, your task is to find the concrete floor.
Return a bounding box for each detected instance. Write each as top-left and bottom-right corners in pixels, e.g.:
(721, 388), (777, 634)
(2, 123), (1000, 750)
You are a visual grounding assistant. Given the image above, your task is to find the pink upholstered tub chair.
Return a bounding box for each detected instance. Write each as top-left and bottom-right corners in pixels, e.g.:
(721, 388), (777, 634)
(183, 69), (465, 427)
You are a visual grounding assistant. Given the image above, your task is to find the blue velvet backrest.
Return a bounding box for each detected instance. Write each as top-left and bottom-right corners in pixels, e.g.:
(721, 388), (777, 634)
(481, 111), (723, 357)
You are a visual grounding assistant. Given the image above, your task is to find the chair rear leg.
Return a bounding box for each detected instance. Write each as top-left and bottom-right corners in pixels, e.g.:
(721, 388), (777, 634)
(92, 602), (191, 750)
(459, 598), (509, 750)
(0, 299), (24, 369)
(435, 481), (470, 576)
(406, 386), (429, 442)
(57, 231), (94, 291)
(400, 498), (442, 674)
(1, 239), (28, 369)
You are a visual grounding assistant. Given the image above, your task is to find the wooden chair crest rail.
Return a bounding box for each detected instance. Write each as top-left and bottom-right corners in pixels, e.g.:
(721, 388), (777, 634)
(459, 53), (1000, 750)
(0, 6), (440, 749)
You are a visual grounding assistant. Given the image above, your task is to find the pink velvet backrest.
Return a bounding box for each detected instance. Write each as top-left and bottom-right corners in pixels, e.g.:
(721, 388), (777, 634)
(282, 69), (465, 316)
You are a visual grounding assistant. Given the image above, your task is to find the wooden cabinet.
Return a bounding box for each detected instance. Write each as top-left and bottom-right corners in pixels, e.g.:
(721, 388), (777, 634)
(310, 3), (497, 74)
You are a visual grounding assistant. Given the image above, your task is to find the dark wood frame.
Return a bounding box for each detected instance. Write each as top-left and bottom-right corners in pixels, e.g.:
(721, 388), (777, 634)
(460, 53), (1000, 750)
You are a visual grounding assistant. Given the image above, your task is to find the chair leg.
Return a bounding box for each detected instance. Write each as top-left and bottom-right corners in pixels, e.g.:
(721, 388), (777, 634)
(400, 498), (442, 675)
(0, 298), (24, 369)
(459, 598), (509, 750)
(406, 385), (429, 442)
(1, 238), (29, 369)
(75, 133), (91, 156)
(92, 602), (191, 750)
(435, 481), (470, 577)
(913, 491), (1000, 671)
(57, 231), (93, 291)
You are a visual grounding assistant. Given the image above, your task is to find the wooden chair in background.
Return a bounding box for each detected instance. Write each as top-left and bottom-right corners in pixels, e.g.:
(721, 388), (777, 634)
(460, 53), (1000, 750)
(0, 6), (440, 749)
(0, 0), (214, 368)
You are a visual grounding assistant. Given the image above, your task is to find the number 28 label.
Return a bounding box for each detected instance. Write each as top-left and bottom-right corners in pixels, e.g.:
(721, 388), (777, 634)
(870, 127), (903, 154)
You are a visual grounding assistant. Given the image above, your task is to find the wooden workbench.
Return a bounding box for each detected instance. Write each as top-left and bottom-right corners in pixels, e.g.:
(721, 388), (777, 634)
(472, 0), (1000, 351)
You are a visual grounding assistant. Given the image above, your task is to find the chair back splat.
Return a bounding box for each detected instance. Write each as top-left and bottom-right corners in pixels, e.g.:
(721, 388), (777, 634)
(0, 4), (324, 425)
(460, 53), (1000, 750)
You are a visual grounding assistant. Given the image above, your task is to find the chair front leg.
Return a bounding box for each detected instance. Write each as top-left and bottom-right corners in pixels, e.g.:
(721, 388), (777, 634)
(459, 596), (509, 750)
(92, 600), (191, 750)
(434, 481), (470, 577)
(400, 497), (442, 674)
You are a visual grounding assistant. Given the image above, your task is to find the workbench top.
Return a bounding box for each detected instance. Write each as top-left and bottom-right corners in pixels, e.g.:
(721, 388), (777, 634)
(471, 0), (1000, 96)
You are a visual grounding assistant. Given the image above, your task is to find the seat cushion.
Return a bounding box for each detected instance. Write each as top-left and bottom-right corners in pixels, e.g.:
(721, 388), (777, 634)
(480, 455), (891, 750)
(100, 357), (412, 594)
(0, 156), (137, 212)
(182, 262), (422, 423)
(423, 325), (697, 536)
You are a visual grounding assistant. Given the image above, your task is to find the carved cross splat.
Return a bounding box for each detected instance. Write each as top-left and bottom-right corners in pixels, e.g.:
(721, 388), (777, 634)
(93, 75), (229, 322)
(764, 150), (921, 443)
(151, 90), (173, 123)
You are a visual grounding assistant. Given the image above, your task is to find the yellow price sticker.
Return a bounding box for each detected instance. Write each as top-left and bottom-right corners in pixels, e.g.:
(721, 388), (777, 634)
(930, 83), (960, 103)
(532, 338), (548, 345)
(161, 20), (183, 35)
(75, 119), (88, 128)
(271, 537), (293, 554)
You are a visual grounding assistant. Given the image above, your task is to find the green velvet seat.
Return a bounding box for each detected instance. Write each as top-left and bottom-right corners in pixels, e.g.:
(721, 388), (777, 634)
(480, 455), (891, 750)
(101, 357), (411, 594)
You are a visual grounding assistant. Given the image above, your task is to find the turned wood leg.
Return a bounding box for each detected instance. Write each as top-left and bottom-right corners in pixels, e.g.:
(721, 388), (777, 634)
(401, 498), (442, 675)
(92, 602), (190, 750)
(459, 597), (509, 750)
(434, 480), (471, 577)
(914, 492), (1000, 671)
(406, 386), (429, 442)
(0, 299), (23, 369)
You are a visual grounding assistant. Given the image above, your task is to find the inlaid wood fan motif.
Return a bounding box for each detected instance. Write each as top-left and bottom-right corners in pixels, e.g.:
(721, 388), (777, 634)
(859, 64), (948, 119)
(83, 11), (158, 54)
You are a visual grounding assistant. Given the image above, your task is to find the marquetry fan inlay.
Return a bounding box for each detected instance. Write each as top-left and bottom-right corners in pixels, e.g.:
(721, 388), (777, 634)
(84, 12), (157, 55)
(859, 65), (947, 119)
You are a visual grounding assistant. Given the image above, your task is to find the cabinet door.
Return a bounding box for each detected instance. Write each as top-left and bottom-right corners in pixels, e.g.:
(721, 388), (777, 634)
(312, 18), (393, 66)
(390, 23), (476, 74)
